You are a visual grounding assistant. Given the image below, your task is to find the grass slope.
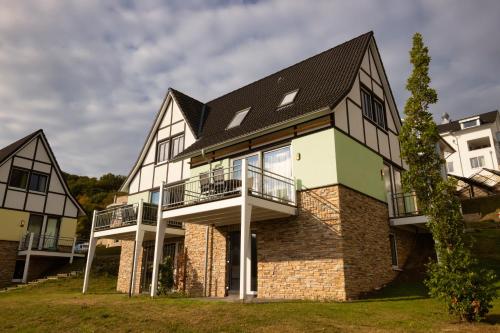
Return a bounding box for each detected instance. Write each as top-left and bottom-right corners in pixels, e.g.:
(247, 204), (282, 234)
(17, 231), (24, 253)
(1, 227), (499, 332)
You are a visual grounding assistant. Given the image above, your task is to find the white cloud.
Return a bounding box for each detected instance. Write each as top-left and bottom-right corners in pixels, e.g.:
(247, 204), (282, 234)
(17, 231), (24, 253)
(0, 0), (498, 176)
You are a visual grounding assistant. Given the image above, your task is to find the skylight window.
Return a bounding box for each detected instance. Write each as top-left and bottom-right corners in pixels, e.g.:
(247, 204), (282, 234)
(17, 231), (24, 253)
(227, 108), (250, 129)
(278, 90), (299, 107)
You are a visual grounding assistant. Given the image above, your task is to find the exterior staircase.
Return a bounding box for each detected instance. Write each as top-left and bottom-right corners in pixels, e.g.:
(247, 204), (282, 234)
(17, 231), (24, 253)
(0, 271), (82, 293)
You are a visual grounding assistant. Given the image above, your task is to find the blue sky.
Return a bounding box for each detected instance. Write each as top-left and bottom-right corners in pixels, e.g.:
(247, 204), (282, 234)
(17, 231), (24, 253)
(0, 0), (498, 176)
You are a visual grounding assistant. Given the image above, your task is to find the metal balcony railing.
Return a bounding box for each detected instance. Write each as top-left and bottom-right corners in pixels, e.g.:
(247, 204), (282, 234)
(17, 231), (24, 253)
(93, 202), (184, 231)
(19, 232), (76, 253)
(161, 164), (296, 210)
(94, 203), (139, 230)
(392, 192), (421, 218)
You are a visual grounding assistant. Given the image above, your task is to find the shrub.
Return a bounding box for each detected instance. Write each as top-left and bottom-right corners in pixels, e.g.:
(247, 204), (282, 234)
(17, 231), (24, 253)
(157, 256), (174, 295)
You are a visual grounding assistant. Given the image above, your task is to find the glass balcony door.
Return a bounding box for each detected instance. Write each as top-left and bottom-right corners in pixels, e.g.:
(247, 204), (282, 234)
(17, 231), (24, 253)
(263, 146), (292, 201)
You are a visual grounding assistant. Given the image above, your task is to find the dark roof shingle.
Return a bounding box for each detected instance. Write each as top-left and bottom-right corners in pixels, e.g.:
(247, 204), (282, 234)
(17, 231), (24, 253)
(175, 31), (373, 157)
(437, 110), (499, 133)
(0, 129), (41, 164)
(170, 88), (205, 138)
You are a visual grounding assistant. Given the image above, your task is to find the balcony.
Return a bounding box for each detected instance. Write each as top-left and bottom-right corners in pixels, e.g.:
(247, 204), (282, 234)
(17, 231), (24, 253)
(389, 192), (428, 226)
(18, 232), (86, 258)
(161, 162), (297, 226)
(92, 202), (184, 240)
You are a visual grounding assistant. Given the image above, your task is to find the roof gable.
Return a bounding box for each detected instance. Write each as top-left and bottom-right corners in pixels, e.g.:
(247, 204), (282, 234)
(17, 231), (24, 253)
(120, 90), (199, 191)
(0, 130), (85, 215)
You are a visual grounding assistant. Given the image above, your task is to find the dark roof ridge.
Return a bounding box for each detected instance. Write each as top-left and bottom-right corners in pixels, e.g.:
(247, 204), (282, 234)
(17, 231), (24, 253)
(206, 31), (374, 105)
(452, 109), (498, 122)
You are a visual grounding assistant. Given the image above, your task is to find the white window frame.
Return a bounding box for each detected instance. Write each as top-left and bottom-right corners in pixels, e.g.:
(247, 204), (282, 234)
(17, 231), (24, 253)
(459, 116), (480, 130)
(470, 156), (485, 169)
(226, 108), (251, 129)
(278, 89), (299, 108)
(446, 161), (454, 173)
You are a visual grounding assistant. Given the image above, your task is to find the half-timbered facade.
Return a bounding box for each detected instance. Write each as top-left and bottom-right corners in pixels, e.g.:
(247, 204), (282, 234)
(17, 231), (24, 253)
(84, 31), (436, 300)
(0, 130), (85, 287)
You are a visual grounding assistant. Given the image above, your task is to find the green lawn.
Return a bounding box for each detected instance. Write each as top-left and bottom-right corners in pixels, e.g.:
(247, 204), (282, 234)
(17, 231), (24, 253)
(1, 227), (499, 332)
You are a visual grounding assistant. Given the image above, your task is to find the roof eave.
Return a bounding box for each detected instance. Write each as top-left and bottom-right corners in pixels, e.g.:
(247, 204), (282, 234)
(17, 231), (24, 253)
(171, 105), (333, 162)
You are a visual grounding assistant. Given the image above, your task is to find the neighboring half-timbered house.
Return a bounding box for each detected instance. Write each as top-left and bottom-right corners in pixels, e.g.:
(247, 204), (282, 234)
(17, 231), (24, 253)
(0, 130), (85, 287)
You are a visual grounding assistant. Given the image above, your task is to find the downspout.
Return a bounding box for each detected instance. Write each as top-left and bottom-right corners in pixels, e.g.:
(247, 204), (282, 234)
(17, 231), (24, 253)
(451, 132), (465, 176)
(203, 225), (209, 297)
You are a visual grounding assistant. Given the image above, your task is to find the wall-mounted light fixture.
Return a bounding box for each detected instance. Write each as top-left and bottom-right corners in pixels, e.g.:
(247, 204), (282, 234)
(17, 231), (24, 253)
(20, 219), (25, 228)
(295, 153), (301, 161)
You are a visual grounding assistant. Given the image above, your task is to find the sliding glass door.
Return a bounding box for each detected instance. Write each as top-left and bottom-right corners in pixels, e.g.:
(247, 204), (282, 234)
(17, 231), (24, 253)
(44, 217), (60, 250)
(263, 146), (292, 201)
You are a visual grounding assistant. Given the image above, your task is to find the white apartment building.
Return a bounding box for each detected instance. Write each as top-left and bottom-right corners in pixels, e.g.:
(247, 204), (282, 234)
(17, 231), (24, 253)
(438, 110), (500, 177)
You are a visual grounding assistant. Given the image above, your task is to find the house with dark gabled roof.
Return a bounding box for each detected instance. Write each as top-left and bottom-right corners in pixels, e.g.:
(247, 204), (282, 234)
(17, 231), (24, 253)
(438, 110), (500, 178)
(0, 130), (85, 287)
(83, 31), (437, 300)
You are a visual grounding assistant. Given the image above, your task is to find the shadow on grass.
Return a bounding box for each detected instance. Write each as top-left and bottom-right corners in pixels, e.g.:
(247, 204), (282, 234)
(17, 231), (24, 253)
(484, 314), (500, 325)
(355, 282), (430, 303)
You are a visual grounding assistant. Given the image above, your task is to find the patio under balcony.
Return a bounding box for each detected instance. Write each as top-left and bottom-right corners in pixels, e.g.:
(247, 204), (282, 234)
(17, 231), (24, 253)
(148, 160), (298, 300)
(82, 201), (184, 295)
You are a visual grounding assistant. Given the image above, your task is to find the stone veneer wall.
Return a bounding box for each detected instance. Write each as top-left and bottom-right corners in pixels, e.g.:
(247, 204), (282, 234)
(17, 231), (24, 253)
(117, 240), (142, 293)
(181, 184), (422, 300)
(182, 224), (227, 297)
(117, 237), (186, 294)
(0, 240), (18, 287)
(338, 185), (396, 298)
(255, 186), (345, 300)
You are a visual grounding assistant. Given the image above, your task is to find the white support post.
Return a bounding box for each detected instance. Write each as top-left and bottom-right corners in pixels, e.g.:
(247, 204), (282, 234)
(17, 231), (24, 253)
(82, 210), (98, 294)
(240, 159), (252, 300)
(69, 237), (77, 264)
(129, 200), (144, 296)
(22, 232), (34, 283)
(151, 182), (166, 297)
(130, 229), (145, 296)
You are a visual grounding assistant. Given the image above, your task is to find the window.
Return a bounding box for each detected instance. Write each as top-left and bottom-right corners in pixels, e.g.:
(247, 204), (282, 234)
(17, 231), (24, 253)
(263, 146), (292, 200)
(29, 172), (48, 192)
(170, 134), (185, 159)
(389, 234), (398, 267)
(9, 168), (29, 189)
(361, 88), (386, 129)
(447, 161), (454, 173)
(156, 134), (185, 163)
(232, 154), (259, 180)
(278, 90), (299, 107)
(150, 190), (160, 205)
(227, 108), (250, 129)
(373, 99), (386, 128)
(461, 119), (479, 129)
(361, 89), (373, 119)
(157, 140), (170, 163)
(470, 156), (485, 169)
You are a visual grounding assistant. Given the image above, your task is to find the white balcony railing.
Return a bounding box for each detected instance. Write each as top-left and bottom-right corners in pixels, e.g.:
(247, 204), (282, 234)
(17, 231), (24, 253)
(162, 164), (296, 210)
(19, 232), (81, 253)
(93, 202), (183, 232)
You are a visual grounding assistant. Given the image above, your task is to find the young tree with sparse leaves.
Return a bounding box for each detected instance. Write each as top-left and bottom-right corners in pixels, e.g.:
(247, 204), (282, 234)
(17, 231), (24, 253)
(400, 33), (495, 322)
